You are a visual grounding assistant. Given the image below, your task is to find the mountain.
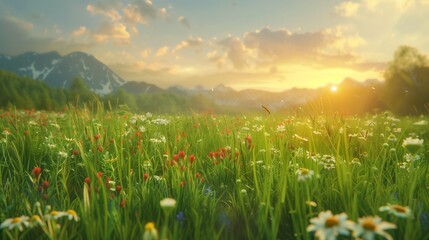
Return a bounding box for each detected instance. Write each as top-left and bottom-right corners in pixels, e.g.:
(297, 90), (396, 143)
(120, 81), (165, 94)
(164, 84), (320, 111)
(0, 51), (126, 95)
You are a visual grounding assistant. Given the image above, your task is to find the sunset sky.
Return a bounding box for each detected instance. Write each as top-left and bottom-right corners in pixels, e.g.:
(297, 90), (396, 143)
(1, 0), (429, 91)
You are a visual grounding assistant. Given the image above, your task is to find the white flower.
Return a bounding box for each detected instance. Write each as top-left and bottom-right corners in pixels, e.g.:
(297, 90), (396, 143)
(296, 168), (314, 182)
(0, 216), (30, 231)
(160, 198), (176, 209)
(45, 211), (67, 220)
(353, 216), (396, 240)
(379, 203), (412, 219)
(402, 137), (424, 147)
(275, 124), (286, 133)
(413, 120), (428, 126)
(65, 210), (79, 222)
(58, 151), (68, 158)
(307, 210), (354, 240)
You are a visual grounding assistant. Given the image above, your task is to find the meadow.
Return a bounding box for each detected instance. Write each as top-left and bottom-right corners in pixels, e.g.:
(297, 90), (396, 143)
(0, 104), (428, 240)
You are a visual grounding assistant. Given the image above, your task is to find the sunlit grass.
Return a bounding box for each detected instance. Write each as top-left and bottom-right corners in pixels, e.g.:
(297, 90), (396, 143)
(0, 105), (428, 239)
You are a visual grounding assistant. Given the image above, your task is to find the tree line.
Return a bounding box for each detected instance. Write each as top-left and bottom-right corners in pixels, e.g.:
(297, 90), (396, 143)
(1, 45), (429, 115)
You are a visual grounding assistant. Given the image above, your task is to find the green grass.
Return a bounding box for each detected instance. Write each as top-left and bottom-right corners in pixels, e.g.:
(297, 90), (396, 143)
(1, 105), (429, 239)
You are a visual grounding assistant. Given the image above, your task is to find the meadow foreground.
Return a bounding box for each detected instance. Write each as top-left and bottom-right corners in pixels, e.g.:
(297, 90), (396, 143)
(1, 106), (428, 240)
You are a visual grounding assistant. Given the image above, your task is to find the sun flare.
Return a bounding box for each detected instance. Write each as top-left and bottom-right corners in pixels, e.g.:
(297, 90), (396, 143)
(330, 85), (338, 92)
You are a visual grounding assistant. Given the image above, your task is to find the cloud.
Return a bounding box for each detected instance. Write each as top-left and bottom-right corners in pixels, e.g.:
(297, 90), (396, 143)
(335, 1), (360, 17)
(86, 2), (122, 21)
(123, 0), (165, 24)
(211, 27), (381, 72)
(93, 22), (130, 44)
(178, 16), (190, 28)
(156, 46), (170, 57)
(217, 36), (249, 69)
(174, 36), (203, 52)
(243, 27), (329, 63)
(0, 16), (93, 55)
(72, 26), (87, 37)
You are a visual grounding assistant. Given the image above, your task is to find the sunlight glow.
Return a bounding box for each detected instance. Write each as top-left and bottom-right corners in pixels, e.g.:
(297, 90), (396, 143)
(330, 85), (338, 92)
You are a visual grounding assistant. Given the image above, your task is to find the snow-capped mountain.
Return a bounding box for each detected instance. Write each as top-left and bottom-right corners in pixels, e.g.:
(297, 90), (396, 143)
(0, 51), (126, 95)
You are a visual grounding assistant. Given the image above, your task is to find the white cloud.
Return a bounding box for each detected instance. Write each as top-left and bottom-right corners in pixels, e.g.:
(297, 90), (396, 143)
(93, 22), (130, 44)
(156, 46), (170, 57)
(174, 36), (203, 52)
(0, 16), (93, 55)
(217, 36), (249, 69)
(86, 3), (122, 21)
(178, 16), (190, 28)
(72, 26), (87, 37)
(335, 1), (360, 17)
(123, 0), (166, 24)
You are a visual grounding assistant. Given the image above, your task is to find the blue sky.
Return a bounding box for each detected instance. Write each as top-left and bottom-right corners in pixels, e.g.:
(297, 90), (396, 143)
(1, 0), (429, 91)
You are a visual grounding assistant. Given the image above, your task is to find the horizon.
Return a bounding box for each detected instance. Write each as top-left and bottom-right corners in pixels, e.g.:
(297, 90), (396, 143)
(1, 0), (428, 92)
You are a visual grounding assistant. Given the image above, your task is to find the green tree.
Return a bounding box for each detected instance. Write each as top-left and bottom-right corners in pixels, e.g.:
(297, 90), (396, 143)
(382, 45), (429, 114)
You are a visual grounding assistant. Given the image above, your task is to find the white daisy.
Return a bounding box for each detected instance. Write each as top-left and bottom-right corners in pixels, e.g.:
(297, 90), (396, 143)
(353, 216), (396, 240)
(379, 203), (412, 219)
(296, 168), (314, 182)
(307, 210), (354, 240)
(0, 216), (30, 231)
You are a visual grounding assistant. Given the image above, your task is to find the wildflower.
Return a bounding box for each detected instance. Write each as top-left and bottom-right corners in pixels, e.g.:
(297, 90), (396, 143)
(116, 185), (122, 194)
(42, 180), (49, 190)
(84, 177), (91, 186)
(58, 151), (68, 158)
(72, 149), (79, 156)
(353, 216), (396, 240)
(0, 216), (30, 231)
(402, 137), (424, 153)
(45, 211), (67, 220)
(143, 222), (158, 240)
(307, 210), (354, 240)
(144, 173), (149, 181)
(33, 167), (42, 180)
(65, 210), (79, 221)
(189, 154), (196, 164)
(296, 168), (314, 182)
(176, 211), (186, 225)
(379, 203), (412, 218)
(178, 151), (185, 159)
(30, 215), (44, 227)
(160, 198), (176, 210)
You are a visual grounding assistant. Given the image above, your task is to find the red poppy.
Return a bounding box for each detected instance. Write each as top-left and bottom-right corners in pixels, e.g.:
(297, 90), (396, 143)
(144, 173), (149, 181)
(33, 167), (42, 180)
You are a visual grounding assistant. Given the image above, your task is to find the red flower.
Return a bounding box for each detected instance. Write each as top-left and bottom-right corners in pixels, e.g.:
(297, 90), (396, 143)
(72, 149), (79, 156)
(196, 172), (201, 179)
(189, 154), (196, 164)
(178, 151), (185, 159)
(84, 177), (91, 186)
(143, 173), (149, 181)
(98, 145), (103, 152)
(173, 154), (179, 161)
(94, 134), (101, 140)
(180, 181), (186, 187)
(33, 167), (42, 180)
(42, 180), (49, 190)
(97, 172), (103, 178)
(116, 185), (122, 194)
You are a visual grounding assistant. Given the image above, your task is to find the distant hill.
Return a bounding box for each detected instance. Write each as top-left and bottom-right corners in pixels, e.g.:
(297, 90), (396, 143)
(0, 51), (126, 95)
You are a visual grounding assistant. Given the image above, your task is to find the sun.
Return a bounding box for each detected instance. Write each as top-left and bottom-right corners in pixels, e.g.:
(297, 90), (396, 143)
(330, 85), (338, 92)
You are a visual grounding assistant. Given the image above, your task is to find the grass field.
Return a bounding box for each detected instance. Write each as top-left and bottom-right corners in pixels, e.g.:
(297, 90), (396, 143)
(1, 104), (428, 240)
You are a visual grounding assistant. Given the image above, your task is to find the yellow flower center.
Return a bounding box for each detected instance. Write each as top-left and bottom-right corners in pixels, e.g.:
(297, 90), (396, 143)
(31, 215), (41, 222)
(145, 222), (155, 231)
(12, 217), (22, 224)
(362, 219), (376, 231)
(300, 168), (309, 175)
(325, 216), (339, 228)
(392, 205), (407, 213)
(51, 211), (59, 216)
(67, 210), (77, 216)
